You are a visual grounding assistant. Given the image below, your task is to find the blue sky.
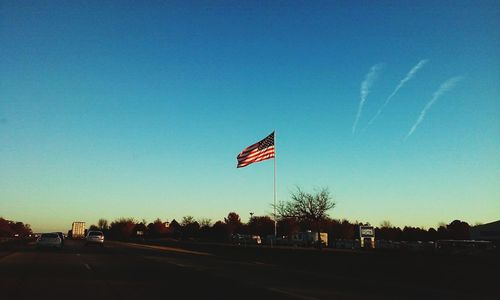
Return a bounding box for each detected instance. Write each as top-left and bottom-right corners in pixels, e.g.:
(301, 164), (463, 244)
(1, 1), (499, 232)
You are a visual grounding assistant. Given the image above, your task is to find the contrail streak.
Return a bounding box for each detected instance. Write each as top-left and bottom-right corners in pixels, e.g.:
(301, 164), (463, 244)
(353, 63), (383, 134)
(367, 59), (428, 127)
(405, 76), (462, 139)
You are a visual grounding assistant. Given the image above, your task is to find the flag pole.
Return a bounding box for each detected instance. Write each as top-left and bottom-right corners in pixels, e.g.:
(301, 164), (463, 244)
(274, 130), (277, 239)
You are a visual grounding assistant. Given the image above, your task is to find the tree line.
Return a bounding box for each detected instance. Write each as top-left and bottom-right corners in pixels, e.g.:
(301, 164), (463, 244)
(0, 217), (32, 238)
(0, 187), (474, 242)
(0, 215), (472, 242)
(88, 214), (472, 242)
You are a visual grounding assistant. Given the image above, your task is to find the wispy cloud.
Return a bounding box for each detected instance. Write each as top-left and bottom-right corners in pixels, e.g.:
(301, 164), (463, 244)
(353, 63), (383, 134)
(367, 59), (428, 127)
(405, 76), (463, 139)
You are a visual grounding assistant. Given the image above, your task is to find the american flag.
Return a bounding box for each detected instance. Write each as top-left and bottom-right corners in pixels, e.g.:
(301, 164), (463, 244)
(237, 132), (275, 168)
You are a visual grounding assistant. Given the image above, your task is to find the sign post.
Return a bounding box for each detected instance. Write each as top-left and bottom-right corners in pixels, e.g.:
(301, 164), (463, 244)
(359, 225), (375, 248)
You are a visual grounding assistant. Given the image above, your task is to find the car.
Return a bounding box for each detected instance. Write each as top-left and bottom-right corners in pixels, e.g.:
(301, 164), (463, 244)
(85, 230), (104, 247)
(37, 233), (63, 249)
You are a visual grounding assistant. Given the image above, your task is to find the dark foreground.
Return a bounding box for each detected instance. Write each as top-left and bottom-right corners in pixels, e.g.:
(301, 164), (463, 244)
(0, 239), (497, 300)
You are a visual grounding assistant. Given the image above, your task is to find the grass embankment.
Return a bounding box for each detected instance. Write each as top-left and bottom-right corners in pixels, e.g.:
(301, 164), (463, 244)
(0, 237), (31, 249)
(0, 237), (34, 259)
(116, 237), (498, 297)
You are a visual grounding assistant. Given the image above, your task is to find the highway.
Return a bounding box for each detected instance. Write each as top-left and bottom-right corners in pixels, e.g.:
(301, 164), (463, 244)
(0, 239), (497, 300)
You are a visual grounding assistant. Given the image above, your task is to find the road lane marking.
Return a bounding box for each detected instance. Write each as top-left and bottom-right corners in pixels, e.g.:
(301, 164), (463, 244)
(144, 256), (214, 273)
(143, 256), (195, 269)
(84, 263), (91, 270)
(253, 261), (273, 266)
(266, 287), (321, 300)
(115, 242), (214, 257)
(0, 252), (19, 261)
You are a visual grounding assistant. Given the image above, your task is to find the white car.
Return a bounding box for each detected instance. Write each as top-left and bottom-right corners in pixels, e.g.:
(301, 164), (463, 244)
(85, 231), (104, 247)
(37, 233), (63, 249)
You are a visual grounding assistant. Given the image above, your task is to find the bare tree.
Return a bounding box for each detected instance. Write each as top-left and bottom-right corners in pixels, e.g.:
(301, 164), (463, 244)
(181, 216), (196, 226)
(198, 218), (212, 228)
(98, 219), (109, 231)
(275, 187), (335, 247)
(180, 216), (200, 239)
(380, 220), (392, 228)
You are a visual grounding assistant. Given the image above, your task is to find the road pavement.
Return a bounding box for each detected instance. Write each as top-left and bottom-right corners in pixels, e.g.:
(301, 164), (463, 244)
(0, 239), (497, 300)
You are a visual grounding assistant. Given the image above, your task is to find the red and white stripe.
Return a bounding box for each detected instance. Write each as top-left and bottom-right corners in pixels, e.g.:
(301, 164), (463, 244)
(237, 145), (275, 168)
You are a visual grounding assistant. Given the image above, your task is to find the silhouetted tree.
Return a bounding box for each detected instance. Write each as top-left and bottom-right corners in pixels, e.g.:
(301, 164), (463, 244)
(437, 224), (449, 239)
(275, 187), (335, 247)
(401, 226), (428, 241)
(427, 228), (438, 241)
(376, 222), (389, 240)
(98, 219), (109, 231)
(380, 220), (392, 228)
(199, 218), (212, 228)
(375, 223), (445, 242)
(198, 218), (212, 240)
(147, 218), (170, 238)
(321, 218), (340, 240)
(339, 219), (357, 239)
(181, 216), (200, 239)
(224, 212), (242, 235)
(212, 220), (230, 241)
(0, 218), (32, 237)
(0, 218), (10, 237)
(277, 217), (300, 237)
(134, 221), (147, 237)
(248, 216), (275, 237)
(447, 220), (470, 240)
(109, 218), (136, 240)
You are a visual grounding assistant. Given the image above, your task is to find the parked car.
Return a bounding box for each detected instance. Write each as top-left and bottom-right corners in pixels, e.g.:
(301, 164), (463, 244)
(37, 233), (63, 249)
(85, 231), (104, 247)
